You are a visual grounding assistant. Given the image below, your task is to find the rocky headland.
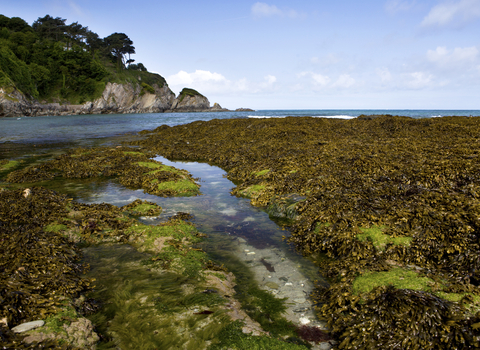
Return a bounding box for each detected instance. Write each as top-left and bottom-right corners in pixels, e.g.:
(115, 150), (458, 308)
(0, 84), (231, 117)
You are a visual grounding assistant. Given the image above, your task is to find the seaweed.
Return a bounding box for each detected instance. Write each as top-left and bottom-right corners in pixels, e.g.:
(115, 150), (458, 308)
(130, 115), (480, 349)
(4, 147), (200, 197)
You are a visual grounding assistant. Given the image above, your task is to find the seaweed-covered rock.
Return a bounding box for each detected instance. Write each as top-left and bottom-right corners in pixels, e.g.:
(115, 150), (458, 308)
(130, 115), (480, 349)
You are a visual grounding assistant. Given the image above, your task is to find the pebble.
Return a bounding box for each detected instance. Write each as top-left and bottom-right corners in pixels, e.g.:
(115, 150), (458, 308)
(11, 320), (45, 333)
(247, 252), (256, 255)
(285, 282), (293, 286)
(293, 298), (307, 303)
(299, 317), (310, 325)
(294, 307), (310, 313)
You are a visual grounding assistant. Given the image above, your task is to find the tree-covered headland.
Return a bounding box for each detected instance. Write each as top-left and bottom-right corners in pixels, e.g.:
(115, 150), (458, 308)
(0, 14), (165, 104)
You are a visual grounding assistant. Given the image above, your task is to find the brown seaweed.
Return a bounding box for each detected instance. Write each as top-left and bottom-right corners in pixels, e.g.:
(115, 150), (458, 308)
(129, 115), (480, 349)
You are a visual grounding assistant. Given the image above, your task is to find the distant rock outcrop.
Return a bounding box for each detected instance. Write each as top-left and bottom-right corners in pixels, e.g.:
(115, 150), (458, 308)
(169, 88), (210, 112)
(235, 108), (255, 112)
(211, 102), (229, 111)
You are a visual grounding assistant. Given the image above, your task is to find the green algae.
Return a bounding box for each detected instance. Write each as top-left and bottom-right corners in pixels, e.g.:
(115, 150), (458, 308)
(239, 184), (266, 200)
(4, 146), (200, 197)
(253, 169), (270, 177)
(83, 244), (231, 350)
(0, 159), (20, 171)
(156, 178), (200, 196)
(211, 321), (310, 350)
(352, 268), (436, 295)
(44, 223), (69, 233)
(121, 199), (162, 216)
(356, 225), (412, 251)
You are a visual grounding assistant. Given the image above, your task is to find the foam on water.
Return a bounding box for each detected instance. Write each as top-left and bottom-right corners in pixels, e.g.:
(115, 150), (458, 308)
(248, 115), (355, 119)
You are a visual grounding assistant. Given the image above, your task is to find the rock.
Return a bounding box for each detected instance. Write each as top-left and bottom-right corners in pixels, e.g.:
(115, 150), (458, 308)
(0, 82), (176, 117)
(319, 342), (333, 350)
(299, 317), (310, 325)
(169, 88), (210, 112)
(235, 108), (255, 112)
(266, 193), (306, 219)
(211, 102), (228, 111)
(11, 320), (45, 333)
(63, 317), (99, 349)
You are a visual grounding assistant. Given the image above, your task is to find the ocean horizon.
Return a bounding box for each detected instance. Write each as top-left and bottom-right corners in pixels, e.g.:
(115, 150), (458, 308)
(1, 109), (479, 144)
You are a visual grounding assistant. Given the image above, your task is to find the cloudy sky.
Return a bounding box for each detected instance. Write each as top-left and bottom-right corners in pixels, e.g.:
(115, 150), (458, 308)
(2, 0), (480, 109)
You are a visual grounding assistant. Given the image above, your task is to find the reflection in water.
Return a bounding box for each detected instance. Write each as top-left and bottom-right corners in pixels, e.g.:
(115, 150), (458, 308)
(62, 156), (320, 279)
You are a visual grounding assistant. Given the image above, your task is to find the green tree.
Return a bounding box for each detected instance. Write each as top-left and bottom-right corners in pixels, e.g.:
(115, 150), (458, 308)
(85, 30), (103, 58)
(32, 15), (66, 41)
(65, 21), (88, 48)
(104, 32), (135, 70)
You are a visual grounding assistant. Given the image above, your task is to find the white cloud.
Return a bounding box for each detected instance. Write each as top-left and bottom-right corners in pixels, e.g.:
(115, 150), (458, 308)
(385, 0), (416, 15)
(427, 46), (479, 66)
(166, 70), (277, 96)
(404, 71), (434, 89)
(421, 0), (480, 27)
(310, 54), (340, 66)
(312, 73), (330, 86)
(167, 70), (228, 87)
(263, 75), (277, 85)
(251, 2), (303, 18)
(377, 67), (392, 82)
(333, 74), (356, 88)
(298, 72), (358, 89)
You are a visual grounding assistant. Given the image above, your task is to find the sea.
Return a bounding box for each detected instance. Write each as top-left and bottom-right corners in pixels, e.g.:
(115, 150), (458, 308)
(0, 109), (479, 144)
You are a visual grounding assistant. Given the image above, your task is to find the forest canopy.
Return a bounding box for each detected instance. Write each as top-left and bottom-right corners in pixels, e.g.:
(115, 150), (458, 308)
(0, 14), (164, 104)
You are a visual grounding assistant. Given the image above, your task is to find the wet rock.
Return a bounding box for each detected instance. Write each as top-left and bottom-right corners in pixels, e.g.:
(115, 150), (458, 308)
(266, 194), (306, 219)
(63, 317), (99, 349)
(11, 320), (44, 333)
(299, 317), (310, 325)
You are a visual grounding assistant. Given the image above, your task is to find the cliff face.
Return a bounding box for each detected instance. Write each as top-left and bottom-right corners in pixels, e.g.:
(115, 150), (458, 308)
(82, 82), (175, 114)
(169, 93), (210, 112)
(0, 82), (226, 117)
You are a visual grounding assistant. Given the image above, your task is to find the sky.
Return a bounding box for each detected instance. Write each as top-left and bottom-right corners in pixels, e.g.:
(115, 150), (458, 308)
(2, 0), (480, 110)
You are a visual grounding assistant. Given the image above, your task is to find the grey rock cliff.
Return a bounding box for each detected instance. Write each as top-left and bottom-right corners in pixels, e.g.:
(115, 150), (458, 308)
(169, 93), (210, 112)
(0, 83), (229, 117)
(0, 82), (176, 117)
(81, 82), (175, 114)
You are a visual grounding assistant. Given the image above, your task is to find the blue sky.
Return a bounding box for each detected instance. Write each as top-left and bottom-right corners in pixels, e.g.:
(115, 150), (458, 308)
(2, 0), (480, 109)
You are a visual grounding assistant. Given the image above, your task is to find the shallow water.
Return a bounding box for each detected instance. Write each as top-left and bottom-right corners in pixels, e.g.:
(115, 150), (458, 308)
(0, 120), (330, 346)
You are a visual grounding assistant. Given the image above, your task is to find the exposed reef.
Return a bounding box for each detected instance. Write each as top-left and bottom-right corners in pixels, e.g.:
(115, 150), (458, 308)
(130, 115), (480, 349)
(1, 145), (322, 349)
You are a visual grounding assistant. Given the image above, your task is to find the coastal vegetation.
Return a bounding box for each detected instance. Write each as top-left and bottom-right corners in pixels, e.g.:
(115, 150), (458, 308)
(0, 14), (165, 105)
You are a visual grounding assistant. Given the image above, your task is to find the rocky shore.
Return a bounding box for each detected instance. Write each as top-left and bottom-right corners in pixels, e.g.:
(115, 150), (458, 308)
(0, 145), (328, 349)
(0, 83), (235, 117)
(130, 115), (480, 349)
